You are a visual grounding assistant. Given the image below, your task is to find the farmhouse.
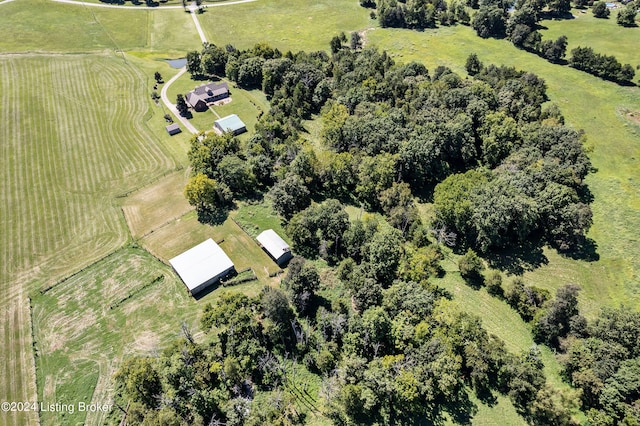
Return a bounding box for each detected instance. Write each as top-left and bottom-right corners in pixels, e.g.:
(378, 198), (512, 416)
(214, 114), (247, 135)
(256, 229), (292, 265)
(185, 82), (229, 112)
(165, 123), (181, 136)
(169, 238), (235, 295)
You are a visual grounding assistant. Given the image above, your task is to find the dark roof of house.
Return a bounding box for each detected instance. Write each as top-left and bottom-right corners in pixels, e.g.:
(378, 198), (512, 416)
(194, 82), (229, 98)
(186, 82), (229, 108)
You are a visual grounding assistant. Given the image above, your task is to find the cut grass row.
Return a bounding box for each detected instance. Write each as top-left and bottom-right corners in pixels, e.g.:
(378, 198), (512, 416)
(0, 53), (181, 424)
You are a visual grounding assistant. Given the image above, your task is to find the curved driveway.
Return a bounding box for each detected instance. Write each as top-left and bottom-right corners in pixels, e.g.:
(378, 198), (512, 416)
(46, 0), (243, 134)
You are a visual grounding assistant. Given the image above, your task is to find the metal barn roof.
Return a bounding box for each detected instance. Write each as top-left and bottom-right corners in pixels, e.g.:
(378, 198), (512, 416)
(169, 239), (234, 292)
(256, 229), (290, 261)
(215, 114), (246, 133)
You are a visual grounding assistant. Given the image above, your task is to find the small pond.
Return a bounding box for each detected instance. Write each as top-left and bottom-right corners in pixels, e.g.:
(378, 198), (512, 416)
(166, 58), (187, 69)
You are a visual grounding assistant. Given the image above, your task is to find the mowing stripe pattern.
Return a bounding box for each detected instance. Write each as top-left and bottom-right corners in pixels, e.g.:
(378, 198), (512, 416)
(0, 54), (178, 424)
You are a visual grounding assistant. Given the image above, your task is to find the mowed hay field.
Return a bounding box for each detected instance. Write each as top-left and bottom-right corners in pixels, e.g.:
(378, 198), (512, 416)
(0, 54), (178, 425)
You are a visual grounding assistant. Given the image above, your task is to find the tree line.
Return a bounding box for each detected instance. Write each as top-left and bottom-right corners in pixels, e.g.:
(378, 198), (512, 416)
(357, 0), (637, 84)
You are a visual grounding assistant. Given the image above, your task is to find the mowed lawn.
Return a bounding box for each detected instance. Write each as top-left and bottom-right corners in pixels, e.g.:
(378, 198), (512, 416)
(165, 72), (269, 134)
(0, 54), (179, 425)
(198, 0), (373, 52)
(368, 23), (640, 316)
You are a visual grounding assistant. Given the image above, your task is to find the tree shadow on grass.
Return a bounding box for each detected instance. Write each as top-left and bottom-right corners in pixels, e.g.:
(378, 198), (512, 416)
(196, 204), (233, 226)
(484, 239), (549, 275)
(441, 392), (478, 426)
(557, 236), (600, 262)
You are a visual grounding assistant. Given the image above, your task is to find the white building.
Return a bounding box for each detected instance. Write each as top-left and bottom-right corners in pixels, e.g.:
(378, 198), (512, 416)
(256, 229), (292, 265)
(169, 238), (235, 295)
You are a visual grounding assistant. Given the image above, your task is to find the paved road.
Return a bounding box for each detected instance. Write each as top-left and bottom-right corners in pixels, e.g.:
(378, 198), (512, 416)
(50, 0), (256, 9)
(161, 67), (199, 134)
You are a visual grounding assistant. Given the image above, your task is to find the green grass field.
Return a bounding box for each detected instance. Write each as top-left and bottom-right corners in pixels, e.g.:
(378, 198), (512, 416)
(0, 0), (200, 53)
(198, 0), (373, 52)
(0, 53), (179, 425)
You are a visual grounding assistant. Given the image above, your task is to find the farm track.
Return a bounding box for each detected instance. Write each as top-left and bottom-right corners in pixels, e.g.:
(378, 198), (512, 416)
(0, 54), (179, 424)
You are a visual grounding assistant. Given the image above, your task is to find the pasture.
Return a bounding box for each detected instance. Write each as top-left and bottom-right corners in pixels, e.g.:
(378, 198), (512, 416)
(368, 23), (640, 316)
(197, 0), (373, 52)
(0, 53), (179, 424)
(0, 0), (200, 54)
(31, 247), (201, 425)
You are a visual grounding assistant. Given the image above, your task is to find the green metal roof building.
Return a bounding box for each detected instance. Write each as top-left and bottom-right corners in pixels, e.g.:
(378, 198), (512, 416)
(214, 114), (247, 135)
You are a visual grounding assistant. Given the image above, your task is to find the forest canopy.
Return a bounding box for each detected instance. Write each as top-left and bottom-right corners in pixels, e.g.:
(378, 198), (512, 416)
(112, 41), (606, 425)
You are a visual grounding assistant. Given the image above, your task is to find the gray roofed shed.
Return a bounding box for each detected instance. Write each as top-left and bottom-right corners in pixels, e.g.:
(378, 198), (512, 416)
(256, 229), (292, 265)
(165, 123), (181, 135)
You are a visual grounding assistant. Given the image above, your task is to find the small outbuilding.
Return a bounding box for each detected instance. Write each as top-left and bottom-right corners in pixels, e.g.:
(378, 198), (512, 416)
(169, 238), (235, 295)
(214, 114), (247, 135)
(256, 229), (292, 265)
(165, 123), (182, 136)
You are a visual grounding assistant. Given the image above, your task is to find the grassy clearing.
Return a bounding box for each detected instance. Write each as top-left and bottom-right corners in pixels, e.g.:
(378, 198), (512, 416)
(121, 170), (194, 238)
(31, 247), (202, 425)
(368, 24), (640, 315)
(141, 210), (283, 282)
(198, 0), (373, 52)
(0, 54), (179, 423)
(232, 199), (290, 242)
(541, 9), (640, 68)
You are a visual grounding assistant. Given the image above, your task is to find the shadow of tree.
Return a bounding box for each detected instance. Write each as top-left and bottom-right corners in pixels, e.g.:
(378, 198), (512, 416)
(557, 236), (600, 261)
(484, 239), (549, 275)
(196, 204), (232, 225)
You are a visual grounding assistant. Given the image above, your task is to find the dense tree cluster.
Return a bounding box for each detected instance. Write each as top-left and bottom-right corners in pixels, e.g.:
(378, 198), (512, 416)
(617, 0), (639, 26)
(183, 41), (594, 255)
(560, 306), (640, 424)
(375, 0), (471, 28)
(569, 46), (636, 83)
(114, 276), (573, 425)
(114, 41), (615, 425)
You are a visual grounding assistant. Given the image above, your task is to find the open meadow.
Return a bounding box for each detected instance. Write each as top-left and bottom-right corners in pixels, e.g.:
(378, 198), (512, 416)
(0, 52), (183, 424)
(197, 0), (374, 52)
